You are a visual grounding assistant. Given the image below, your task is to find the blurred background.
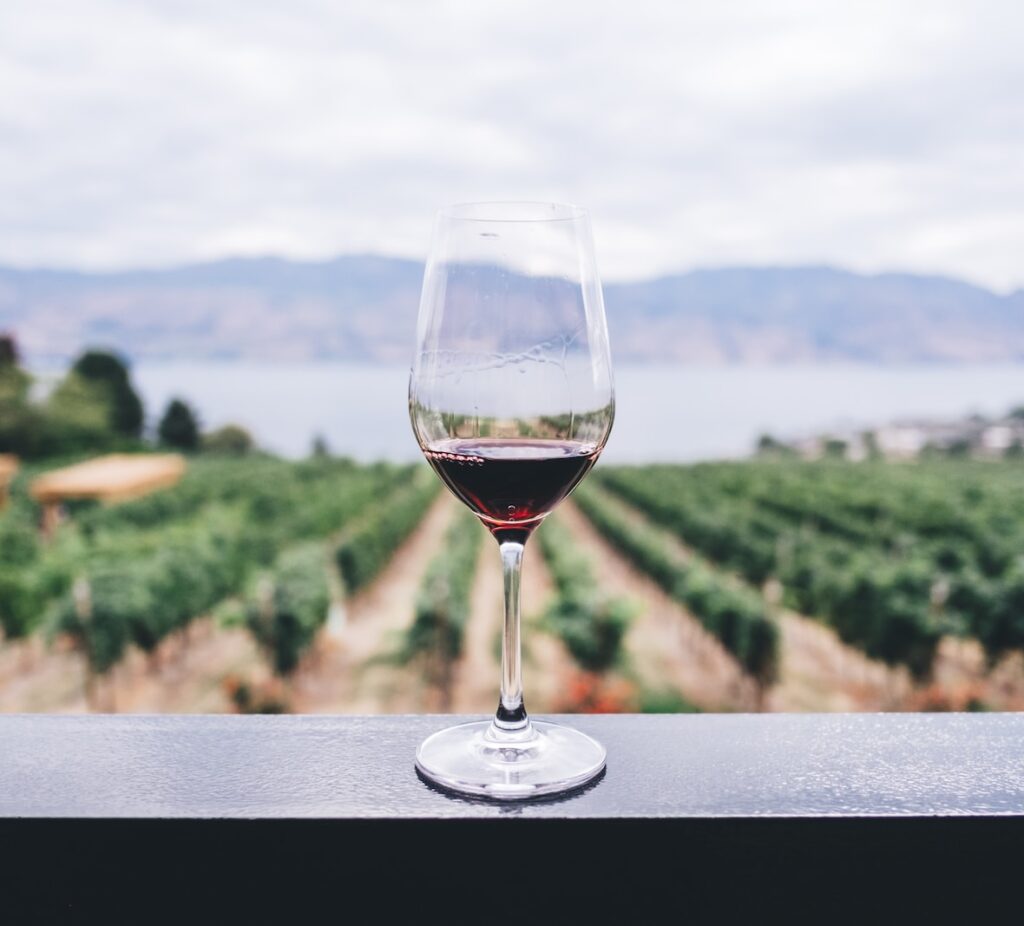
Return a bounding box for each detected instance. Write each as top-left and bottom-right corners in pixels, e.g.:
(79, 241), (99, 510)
(1, 0), (1023, 715)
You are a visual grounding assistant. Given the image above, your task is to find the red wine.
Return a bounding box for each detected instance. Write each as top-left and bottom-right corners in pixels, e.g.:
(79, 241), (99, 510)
(423, 438), (600, 540)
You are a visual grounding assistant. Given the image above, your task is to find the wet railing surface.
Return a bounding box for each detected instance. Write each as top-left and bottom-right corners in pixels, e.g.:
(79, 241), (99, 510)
(2, 713), (1021, 917)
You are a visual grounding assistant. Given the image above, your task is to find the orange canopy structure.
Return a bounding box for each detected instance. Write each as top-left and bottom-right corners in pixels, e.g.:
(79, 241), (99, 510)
(30, 454), (186, 531)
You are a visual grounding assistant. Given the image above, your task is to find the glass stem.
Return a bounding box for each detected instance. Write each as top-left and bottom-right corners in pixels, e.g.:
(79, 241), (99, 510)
(493, 540), (531, 737)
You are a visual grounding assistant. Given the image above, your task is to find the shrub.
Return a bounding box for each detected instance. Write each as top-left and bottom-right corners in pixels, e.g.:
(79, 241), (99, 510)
(245, 544), (330, 676)
(397, 511), (482, 701)
(335, 475), (438, 594)
(537, 516), (634, 673)
(573, 483), (779, 686)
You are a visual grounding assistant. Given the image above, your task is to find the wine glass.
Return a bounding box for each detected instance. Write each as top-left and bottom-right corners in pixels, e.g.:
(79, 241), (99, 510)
(409, 201), (614, 799)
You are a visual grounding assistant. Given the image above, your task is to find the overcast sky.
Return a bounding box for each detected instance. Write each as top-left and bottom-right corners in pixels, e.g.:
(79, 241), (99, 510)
(1, 1), (1021, 289)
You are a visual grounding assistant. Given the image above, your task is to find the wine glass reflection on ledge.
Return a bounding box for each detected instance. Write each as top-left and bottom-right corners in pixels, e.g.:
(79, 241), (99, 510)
(409, 201), (614, 799)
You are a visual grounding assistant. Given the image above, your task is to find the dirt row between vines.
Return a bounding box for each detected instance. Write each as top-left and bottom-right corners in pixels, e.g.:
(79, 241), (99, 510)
(561, 493), (1024, 712)
(555, 502), (759, 711)
(0, 495), (580, 715)
(0, 496), (460, 715)
(7, 485), (1016, 715)
(293, 495), (580, 715)
(292, 492), (458, 713)
(558, 496), (913, 711)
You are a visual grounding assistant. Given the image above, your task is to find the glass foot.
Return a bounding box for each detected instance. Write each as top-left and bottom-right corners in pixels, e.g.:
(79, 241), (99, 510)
(415, 719), (606, 800)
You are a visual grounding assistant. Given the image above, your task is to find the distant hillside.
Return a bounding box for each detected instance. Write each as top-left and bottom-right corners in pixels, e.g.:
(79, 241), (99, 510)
(1, 257), (1022, 364)
(605, 268), (1024, 363)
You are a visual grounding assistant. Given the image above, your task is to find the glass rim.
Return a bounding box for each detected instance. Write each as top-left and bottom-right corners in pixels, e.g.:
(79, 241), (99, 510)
(437, 201), (588, 224)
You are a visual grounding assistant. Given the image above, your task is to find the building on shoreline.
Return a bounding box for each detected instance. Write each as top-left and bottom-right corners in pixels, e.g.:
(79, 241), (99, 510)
(765, 409), (1024, 462)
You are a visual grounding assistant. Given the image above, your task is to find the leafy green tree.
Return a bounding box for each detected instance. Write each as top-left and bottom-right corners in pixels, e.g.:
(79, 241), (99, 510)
(862, 430), (882, 460)
(0, 339), (147, 457)
(43, 373), (117, 453)
(158, 398), (200, 451)
(203, 424), (254, 455)
(0, 333), (42, 456)
(310, 434), (330, 458)
(755, 433), (793, 457)
(71, 350), (144, 438)
(0, 334), (18, 367)
(947, 438), (972, 458)
(823, 437), (848, 459)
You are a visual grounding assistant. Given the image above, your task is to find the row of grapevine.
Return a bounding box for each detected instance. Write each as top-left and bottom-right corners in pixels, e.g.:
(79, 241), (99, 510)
(0, 493), (61, 639)
(78, 458), (410, 543)
(535, 515), (634, 673)
(704, 463), (1024, 659)
(244, 544), (331, 677)
(648, 461), (1024, 577)
(573, 483), (779, 686)
(0, 549), (74, 642)
(8, 462), (419, 685)
(52, 511), (261, 673)
(397, 510), (483, 704)
(335, 472), (440, 594)
(594, 466), (964, 677)
(0, 459), (412, 644)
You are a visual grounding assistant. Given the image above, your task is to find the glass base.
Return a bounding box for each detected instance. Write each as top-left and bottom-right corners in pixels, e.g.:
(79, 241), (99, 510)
(415, 719), (606, 800)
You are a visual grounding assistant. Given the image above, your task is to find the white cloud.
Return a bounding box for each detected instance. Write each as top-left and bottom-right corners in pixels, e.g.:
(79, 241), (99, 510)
(0, 0), (1021, 289)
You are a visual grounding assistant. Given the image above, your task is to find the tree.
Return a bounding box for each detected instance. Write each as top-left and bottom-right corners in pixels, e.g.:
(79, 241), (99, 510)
(823, 437), (848, 459)
(755, 433), (794, 458)
(203, 424), (254, 455)
(311, 433), (330, 458)
(861, 430), (882, 460)
(71, 350), (144, 438)
(158, 398), (200, 451)
(43, 373), (115, 453)
(0, 333), (38, 455)
(0, 334), (20, 368)
(947, 438), (972, 458)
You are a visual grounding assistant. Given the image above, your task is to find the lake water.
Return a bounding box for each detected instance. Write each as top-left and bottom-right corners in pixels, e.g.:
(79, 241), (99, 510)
(132, 362), (1024, 463)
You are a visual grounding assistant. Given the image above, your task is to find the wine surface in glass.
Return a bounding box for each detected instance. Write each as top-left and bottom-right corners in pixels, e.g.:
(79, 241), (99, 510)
(422, 437), (599, 538)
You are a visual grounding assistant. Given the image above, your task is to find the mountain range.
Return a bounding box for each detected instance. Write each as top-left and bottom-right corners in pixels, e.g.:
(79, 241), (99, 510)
(1, 256), (1022, 365)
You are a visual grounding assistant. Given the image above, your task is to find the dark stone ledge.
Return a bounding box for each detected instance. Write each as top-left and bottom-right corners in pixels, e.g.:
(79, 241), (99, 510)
(2, 713), (1021, 919)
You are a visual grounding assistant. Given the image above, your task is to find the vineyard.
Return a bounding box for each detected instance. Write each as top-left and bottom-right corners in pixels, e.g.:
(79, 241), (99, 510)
(0, 454), (1022, 714)
(594, 461), (1024, 681)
